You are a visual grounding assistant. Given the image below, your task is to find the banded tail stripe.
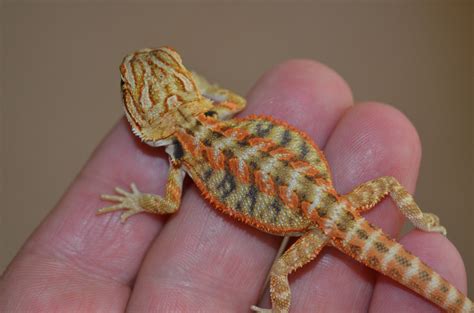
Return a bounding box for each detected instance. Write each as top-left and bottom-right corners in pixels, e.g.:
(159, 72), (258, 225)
(380, 243), (402, 271)
(359, 228), (382, 260)
(445, 285), (459, 307)
(342, 217), (365, 247)
(324, 202), (346, 231)
(402, 256), (420, 283)
(425, 272), (441, 295)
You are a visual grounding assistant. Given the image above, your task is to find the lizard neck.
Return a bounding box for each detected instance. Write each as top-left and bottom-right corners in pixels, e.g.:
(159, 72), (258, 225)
(173, 113), (222, 161)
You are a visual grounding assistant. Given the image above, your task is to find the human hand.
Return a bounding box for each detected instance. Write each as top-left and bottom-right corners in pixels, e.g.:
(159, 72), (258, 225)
(0, 60), (467, 312)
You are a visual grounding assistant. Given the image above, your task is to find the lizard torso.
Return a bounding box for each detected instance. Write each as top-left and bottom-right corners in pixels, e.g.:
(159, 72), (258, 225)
(174, 114), (334, 235)
(100, 47), (474, 313)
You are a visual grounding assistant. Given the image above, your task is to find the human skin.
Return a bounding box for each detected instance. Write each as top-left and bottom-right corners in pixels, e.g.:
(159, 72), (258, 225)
(0, 59), (468, 312)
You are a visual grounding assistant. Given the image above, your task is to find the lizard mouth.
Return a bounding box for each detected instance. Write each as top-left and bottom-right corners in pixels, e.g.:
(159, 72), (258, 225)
(145, 138), (173, 147)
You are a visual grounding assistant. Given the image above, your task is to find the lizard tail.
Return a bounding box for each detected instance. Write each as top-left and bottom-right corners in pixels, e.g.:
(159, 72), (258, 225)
(330, 216), (473, 312)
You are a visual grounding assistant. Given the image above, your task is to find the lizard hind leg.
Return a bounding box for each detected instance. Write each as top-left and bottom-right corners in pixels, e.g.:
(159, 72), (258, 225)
(257, 236), (291, 304)
(344, 176), (446, 235)
(251, 229), (328, 313)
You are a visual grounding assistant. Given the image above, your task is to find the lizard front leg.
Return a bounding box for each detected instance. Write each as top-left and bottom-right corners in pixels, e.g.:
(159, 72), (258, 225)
(344, 176), (446, 235)
(192, 71), (246, 120)
(252, 229), (328, 313)
(98, 163), (185, 222)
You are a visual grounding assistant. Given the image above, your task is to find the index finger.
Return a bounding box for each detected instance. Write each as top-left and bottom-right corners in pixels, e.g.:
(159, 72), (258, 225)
(0, 119), (172, 311)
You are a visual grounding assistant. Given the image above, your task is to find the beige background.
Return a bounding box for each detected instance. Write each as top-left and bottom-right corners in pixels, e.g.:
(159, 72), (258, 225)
(1, 1), (473, 298)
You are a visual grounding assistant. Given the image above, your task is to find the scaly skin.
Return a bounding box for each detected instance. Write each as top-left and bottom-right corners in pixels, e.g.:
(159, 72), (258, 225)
(99, 47), (473, 312)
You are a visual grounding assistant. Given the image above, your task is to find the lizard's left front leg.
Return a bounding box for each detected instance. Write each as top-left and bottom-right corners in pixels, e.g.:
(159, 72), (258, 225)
(251, 229), (328, 313)
(98, 163), (185, 222)
(192, 71), (246, 120)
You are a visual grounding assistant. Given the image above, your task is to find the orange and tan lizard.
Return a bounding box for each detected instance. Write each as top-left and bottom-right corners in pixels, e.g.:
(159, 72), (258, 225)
(99, 47), (473, 312)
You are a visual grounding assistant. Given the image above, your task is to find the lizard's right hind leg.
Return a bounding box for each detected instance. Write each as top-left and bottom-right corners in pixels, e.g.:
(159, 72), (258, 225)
(344, 176), (446, 235)
(251, 229), (328, 313)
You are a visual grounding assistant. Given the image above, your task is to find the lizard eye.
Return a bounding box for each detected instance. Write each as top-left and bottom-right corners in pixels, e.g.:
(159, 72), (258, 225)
(120, 79), (125, 92)
(204, 110), (218, 117)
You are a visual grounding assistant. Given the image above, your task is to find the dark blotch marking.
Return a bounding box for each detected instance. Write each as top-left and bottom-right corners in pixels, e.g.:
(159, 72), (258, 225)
(280, 129), (292, 146)
(304, 175), (314, 181)
(202, 138), (212, 146)
(217, 171), (236, 200)
(342, 211), (355, 224)
(337, 213), (355, 232)
(237, 140), (248, 148)
(204, 110), (217, 117)
(274, 176), (283, 185)
(336, 222), (347, 232)
(246, 185), (259, 216)
(388, 268), (403, 280)
(356, 229), (369, 240)
(394, 254), (412, 267)
(374, 242), (389, 253)
(409, 281), (422, 292)
(368, 256), (380, 268)
(299, 140), (310, 159)
(419, 270), (431, 282)
(322, 194), (337, 208)
(367, 223), (378, 230)
(440, 285), (449, 293)
(317, 207), (327, 217)
(223, 149), (234, 159)
(235, 201), (243, 212)
(349, 244), (362, 256)
(171, 140), (184, 160)
(203, 168), (213, 181)
(270, 198), (282, 222)
(433, 295), (442, 303)
(258, 151), (272, 164)
(256, 122), (273, 137)
(210, 130), (224, 140)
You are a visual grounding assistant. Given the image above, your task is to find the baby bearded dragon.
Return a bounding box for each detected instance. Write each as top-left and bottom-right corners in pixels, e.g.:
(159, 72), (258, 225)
(99, 47), (473, 313)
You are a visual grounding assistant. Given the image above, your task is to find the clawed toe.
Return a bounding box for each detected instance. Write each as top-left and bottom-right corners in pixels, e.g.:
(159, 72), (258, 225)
(98, 183), (145, 221)
(423, 213), (447, 236)
(250, 305), (272, 313)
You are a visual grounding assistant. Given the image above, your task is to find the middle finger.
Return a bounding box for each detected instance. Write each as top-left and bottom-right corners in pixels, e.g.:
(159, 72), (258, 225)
(126, 59), (353, 311)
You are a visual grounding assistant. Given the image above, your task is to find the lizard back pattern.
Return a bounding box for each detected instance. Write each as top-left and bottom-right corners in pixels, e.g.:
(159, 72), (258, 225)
(176, 113), (335, 235)
(100, 47), (474, 313)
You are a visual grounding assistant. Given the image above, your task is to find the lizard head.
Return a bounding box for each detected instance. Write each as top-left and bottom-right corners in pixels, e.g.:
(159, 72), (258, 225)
(119, 47), (212, 145)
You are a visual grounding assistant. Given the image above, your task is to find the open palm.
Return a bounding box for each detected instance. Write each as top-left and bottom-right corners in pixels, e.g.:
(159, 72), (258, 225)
(0, 59), (467, 312)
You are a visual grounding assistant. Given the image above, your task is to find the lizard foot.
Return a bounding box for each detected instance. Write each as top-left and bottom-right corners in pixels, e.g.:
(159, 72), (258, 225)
(250, 305), (272, 313)
(423, 213), (447, 236)
(99, 183), (147, 222)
